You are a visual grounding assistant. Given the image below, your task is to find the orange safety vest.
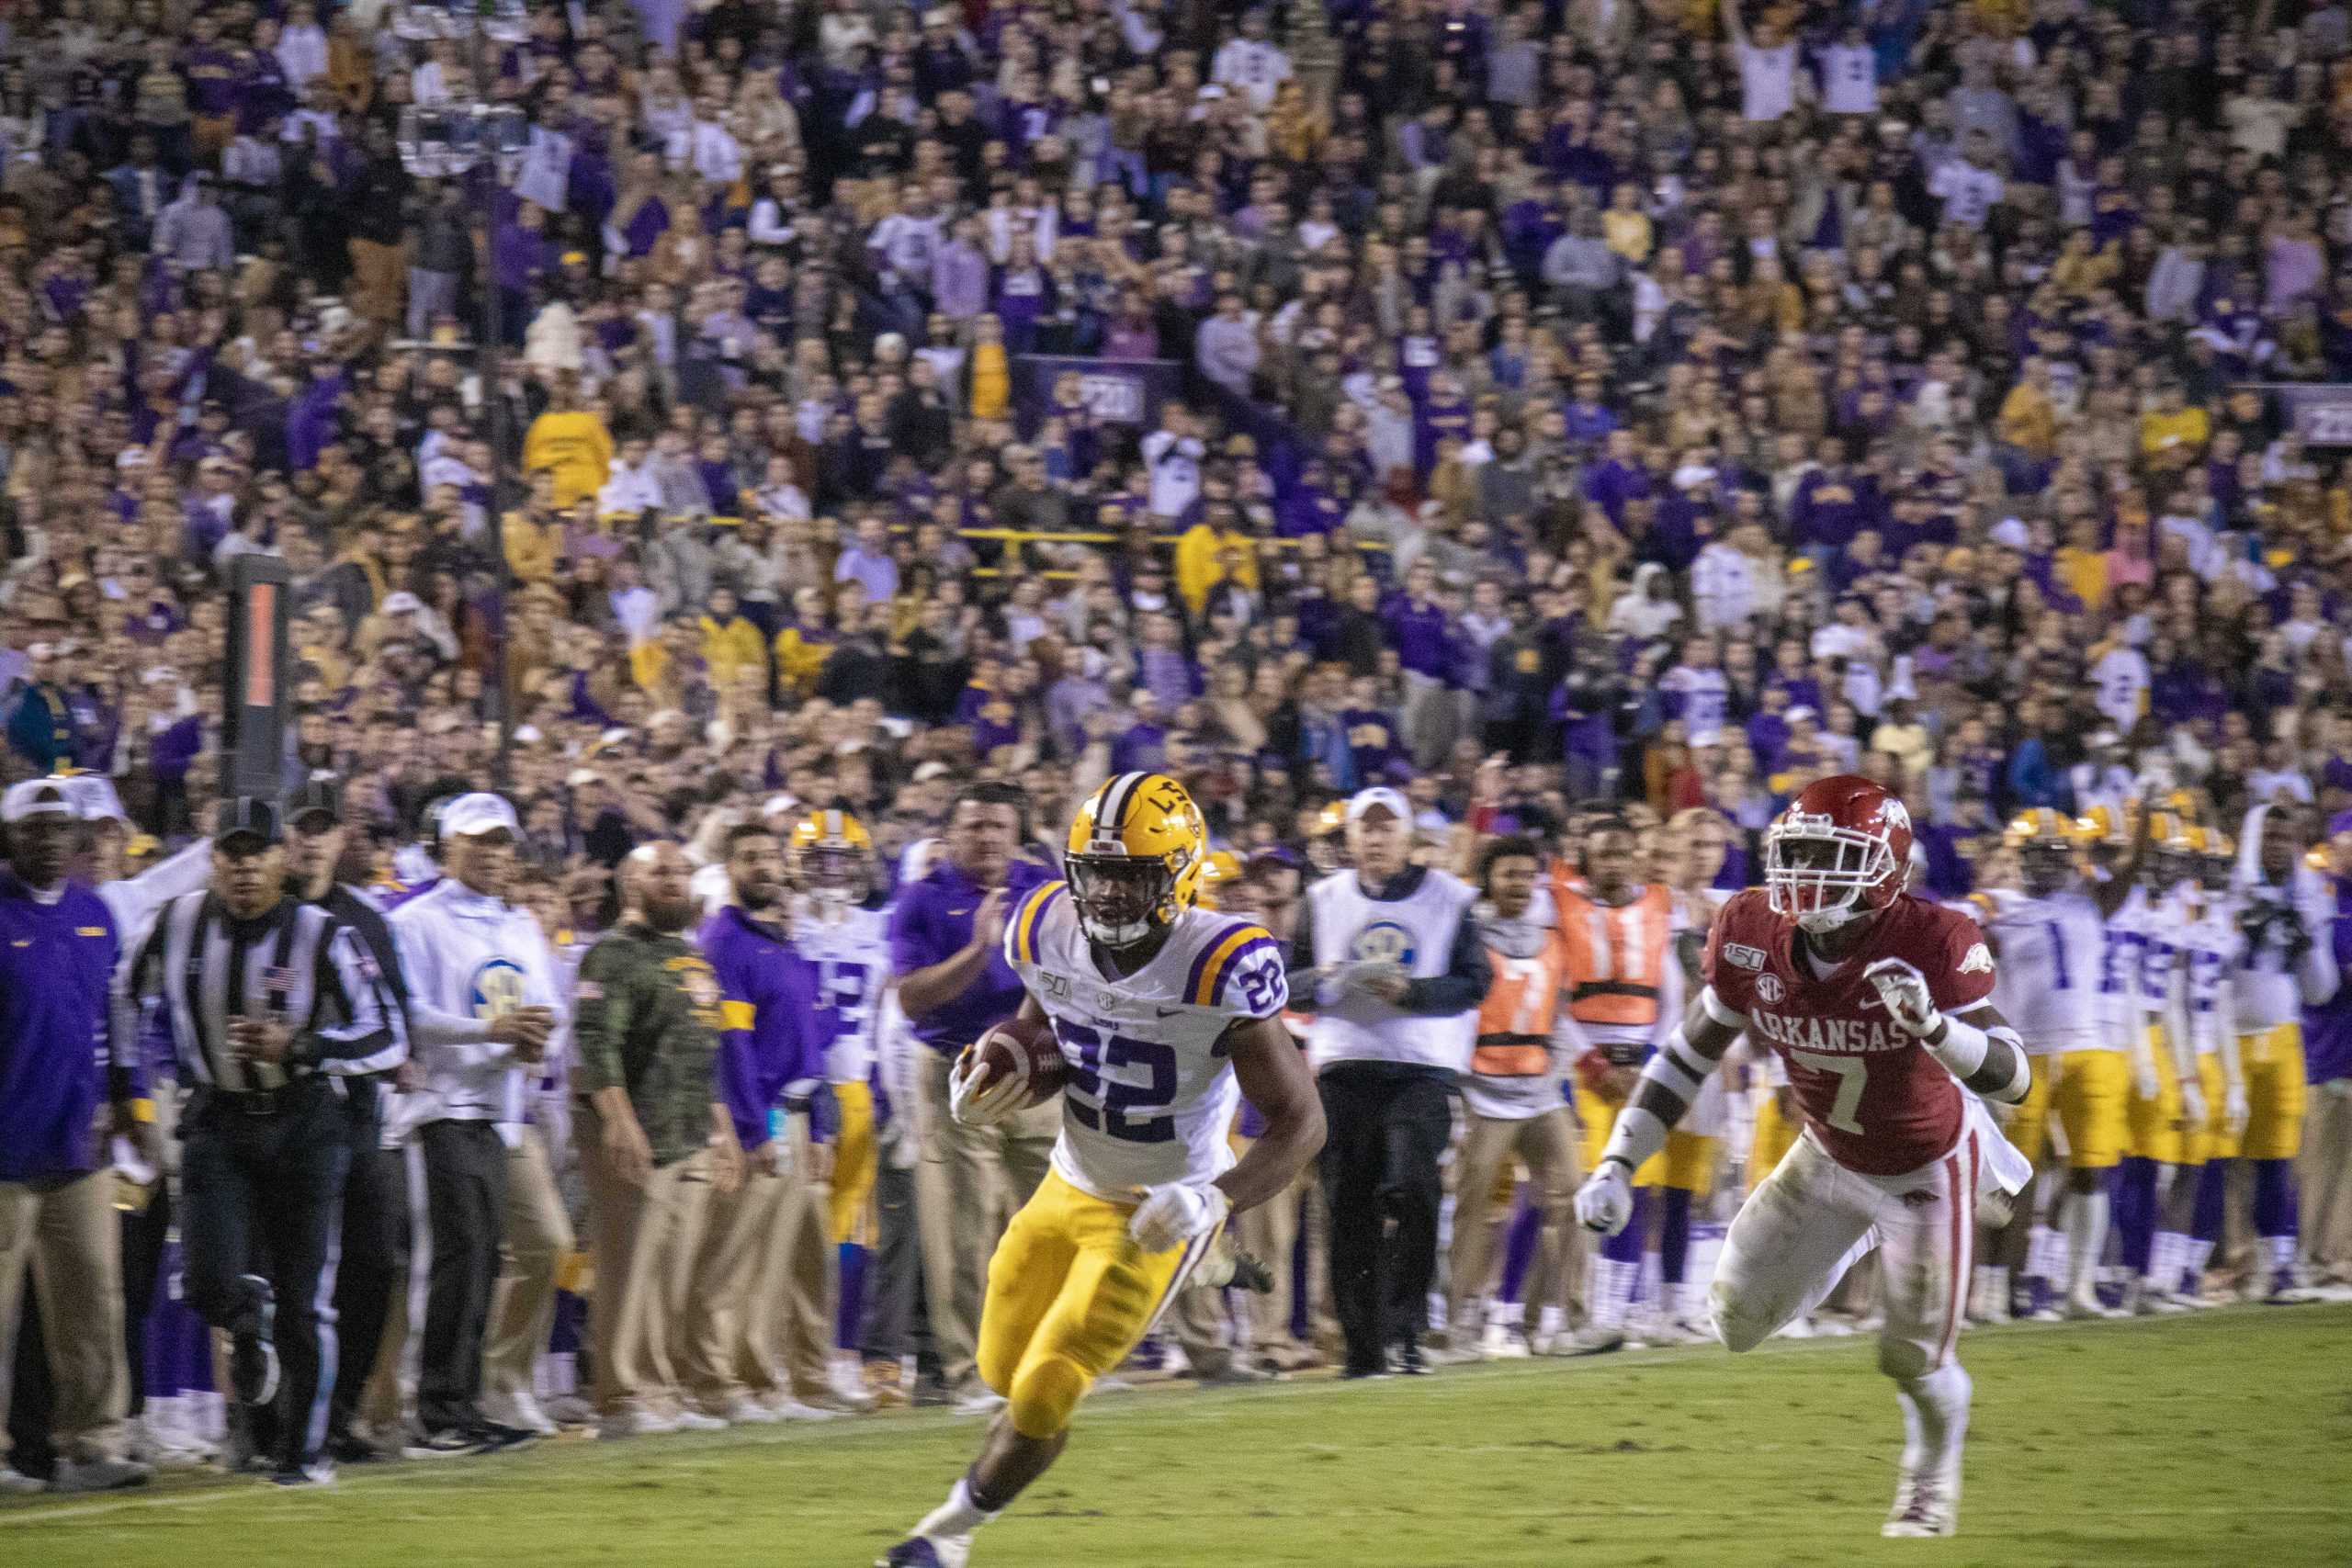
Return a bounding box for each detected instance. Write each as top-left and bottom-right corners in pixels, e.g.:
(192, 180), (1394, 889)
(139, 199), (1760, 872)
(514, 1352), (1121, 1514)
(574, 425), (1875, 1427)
(1551, 874), (1672, 1029)
(1472, 930), (1568, 1077)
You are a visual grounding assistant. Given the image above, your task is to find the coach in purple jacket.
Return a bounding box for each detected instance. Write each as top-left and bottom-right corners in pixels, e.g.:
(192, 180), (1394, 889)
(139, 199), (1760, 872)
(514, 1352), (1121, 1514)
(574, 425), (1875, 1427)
(0, 779), (153, 1491)
(686, 819), (838, 1420)
(888, 780), (1058, 1407)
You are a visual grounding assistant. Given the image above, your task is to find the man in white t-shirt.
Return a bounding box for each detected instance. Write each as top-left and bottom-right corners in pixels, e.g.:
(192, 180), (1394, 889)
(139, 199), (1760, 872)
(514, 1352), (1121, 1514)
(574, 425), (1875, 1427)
(1816, 23), (1879, 115)
(1928, 130), (2007, 229)
(1724, 0), (1798, 123)
(1209, 9), (1292, 112)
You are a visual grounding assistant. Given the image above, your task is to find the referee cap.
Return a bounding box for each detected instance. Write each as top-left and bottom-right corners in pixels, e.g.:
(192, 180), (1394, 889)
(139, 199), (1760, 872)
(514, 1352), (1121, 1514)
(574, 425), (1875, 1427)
(213, 798), (282, 849)
(289, 777), (342, 827)
(1, 779), (74, 824)
(441, 793), (520, 840)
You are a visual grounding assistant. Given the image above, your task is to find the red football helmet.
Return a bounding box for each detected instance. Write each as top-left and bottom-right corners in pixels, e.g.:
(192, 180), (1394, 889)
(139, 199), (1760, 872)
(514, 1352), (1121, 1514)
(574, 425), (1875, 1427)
(1764, 774), (1913, 932)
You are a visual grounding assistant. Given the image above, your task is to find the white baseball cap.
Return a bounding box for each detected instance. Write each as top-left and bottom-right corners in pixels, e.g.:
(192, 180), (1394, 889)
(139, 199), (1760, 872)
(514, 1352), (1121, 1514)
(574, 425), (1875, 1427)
(1344, 786), (1409, 825)
(2, 779), (74, 824)
(439, 792), (520, 839)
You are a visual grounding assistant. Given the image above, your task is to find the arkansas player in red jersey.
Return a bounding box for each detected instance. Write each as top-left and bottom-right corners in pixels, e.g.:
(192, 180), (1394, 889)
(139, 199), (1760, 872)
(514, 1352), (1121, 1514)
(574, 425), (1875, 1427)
(1575, 776), (2032, 1540)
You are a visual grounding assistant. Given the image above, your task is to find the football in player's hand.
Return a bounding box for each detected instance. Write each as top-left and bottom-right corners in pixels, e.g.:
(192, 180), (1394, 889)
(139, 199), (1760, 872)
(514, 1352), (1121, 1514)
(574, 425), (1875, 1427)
(967, 1015), (1070, 1109)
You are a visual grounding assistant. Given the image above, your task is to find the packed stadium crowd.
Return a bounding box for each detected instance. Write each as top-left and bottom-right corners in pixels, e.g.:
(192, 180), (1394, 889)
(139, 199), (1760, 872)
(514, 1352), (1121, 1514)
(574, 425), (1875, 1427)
(5, 0), (2352, 1508)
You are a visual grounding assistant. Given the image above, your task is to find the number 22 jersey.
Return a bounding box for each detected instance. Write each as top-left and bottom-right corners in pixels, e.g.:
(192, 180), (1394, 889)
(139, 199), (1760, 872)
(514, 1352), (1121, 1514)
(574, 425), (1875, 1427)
(1004, 881), (1287, 1200)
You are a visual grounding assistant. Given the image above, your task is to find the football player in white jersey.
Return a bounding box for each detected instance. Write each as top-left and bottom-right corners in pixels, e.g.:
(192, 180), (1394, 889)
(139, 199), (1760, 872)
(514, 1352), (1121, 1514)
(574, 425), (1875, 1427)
(788, 808), (890, 1411)
(2173, 827), (2248, 1306)
(877, 773), (1325, 1568)
(1982, 809), (2144, 1319)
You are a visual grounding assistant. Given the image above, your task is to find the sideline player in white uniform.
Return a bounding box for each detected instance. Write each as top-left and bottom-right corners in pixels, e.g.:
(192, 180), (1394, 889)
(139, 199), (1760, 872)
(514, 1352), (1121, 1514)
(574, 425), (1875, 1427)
(1576, 776), (2031, 1539)
(789, 809), (890, 1410)
(878, 773), (1326, 1568)
(2167, 829), (2247, 1302)
(1983, 808), (2145, 1319)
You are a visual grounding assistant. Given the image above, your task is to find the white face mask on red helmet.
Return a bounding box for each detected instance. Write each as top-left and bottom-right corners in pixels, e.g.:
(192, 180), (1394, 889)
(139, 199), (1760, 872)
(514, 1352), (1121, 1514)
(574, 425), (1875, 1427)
(1762, 776), (1911, 934)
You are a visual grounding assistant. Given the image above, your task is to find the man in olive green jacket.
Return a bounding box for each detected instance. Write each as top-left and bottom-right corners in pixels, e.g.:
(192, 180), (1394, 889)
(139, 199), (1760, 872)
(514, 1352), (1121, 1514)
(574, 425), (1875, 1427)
(573, 840), (743, 1438)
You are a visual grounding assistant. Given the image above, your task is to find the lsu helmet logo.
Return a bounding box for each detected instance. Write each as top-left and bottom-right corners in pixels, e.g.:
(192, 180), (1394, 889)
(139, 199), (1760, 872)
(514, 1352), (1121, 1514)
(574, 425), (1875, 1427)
(470, 958), (528, 1020)
(1349, 920), (1418, 967)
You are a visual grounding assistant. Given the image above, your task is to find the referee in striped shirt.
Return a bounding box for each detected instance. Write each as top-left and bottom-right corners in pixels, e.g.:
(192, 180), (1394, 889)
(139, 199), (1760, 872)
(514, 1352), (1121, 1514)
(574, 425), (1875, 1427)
(128, 799), (406, 1487)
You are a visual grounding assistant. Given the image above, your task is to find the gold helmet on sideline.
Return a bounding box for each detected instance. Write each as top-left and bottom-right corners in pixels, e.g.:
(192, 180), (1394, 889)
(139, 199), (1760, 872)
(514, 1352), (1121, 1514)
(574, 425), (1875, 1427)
(791, 808), (872, 902)
(1064, 773), (1207, 949)
(2008, 808), (2077, 897)
(1196, 848), (1246, 910)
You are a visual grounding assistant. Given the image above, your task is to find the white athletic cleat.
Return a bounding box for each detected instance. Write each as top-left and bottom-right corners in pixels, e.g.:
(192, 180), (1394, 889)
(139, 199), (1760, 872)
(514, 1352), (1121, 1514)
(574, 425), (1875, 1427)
(717, 1393), (784, 1425)
(2064, 1290), (2123, 1321)
(598, 1405), (684, 1440)
(952, 1386), (1007, 1416)
(671, 1408), (728, 1432)
(0, 1467), (43, 1494)
(1552, 1324), (1628, 1357)
(1480, 1323), (1530, 1359)
(1882, 1477), (1958, 1538)
(767, 1397), (843, 1422)
(485, 1390), (559, 1436)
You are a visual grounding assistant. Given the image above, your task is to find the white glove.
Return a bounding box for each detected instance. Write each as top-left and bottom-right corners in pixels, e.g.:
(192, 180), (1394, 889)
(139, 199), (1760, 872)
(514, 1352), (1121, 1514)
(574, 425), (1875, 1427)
(947, 1047), (1028, 1128)
(1862, 957), (1938, 1038)
(2224, 1079), (2249, 1134)
(2132, 1055), (2161, 1104)
(1574, 1159), (1634, 1235)
(1126, 1180), (1230, 1253)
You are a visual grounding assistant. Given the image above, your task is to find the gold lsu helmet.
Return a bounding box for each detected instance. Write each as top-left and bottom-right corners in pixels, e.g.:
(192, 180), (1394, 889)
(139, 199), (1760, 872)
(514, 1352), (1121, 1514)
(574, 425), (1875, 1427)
(2007, 807), (2078, 849)
(792, 808), (872, 901)
(2075, 801), (2132, 848)
(1196, 848), (1246, 910)
(1066, 772), (1207, 948)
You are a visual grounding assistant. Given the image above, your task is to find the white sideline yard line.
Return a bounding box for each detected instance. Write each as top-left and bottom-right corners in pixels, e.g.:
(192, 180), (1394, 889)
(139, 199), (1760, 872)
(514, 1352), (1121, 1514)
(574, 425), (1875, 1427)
(1, 1303), (2333, 1530)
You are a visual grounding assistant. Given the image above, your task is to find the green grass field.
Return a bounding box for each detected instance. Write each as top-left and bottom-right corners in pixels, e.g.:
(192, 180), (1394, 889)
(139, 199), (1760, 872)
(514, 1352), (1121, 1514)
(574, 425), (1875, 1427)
(6, 1306), (2347, 1568)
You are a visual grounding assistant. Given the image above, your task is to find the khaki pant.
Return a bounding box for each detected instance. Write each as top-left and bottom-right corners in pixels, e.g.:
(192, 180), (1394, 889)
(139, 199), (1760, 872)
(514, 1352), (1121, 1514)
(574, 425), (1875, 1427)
(773, 1115), (836, 1399)
(1235, 1161), (1304, 1356)
(911, 1044), (1059, 1392)
(2301, 1080), (2352, 1280)
(483, 1125), (574, 1404)
(346, 237), (406, 326)
(0, 1170), (130, 1463)
(1444, 1107), (1581, 1340)
(1299, 1174), (1346, 1359)
(680, 1156), (788, 1406)
(580, 1102), (713, 1416)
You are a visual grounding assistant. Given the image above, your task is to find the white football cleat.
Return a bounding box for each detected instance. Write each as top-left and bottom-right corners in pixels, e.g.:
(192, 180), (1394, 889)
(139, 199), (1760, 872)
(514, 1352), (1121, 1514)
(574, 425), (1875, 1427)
(486, 1390), (559, 1436)
(1480, 1323), (1530, 1359)
(598, 1405), (683, 1439)
(671, 1408), (728, 1432)
(718, 1393), (784, 1425)
(2064, 1289), (2123, 1321)
(1882, 1478), (1958, 1538)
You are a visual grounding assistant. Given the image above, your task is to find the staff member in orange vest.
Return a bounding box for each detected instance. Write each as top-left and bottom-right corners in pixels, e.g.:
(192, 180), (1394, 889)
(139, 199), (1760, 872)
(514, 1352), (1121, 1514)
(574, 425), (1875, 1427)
(1442, 836), (1581, 1360)
(1551, 814), (1688, 1354)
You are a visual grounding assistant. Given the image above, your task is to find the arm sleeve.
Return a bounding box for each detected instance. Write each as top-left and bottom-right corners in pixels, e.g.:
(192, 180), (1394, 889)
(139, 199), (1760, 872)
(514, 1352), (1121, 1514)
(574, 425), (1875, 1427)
(1399, 899), (1494, 1016)
(302, 924), (408, 1074)
(571, 945), (634, 1096)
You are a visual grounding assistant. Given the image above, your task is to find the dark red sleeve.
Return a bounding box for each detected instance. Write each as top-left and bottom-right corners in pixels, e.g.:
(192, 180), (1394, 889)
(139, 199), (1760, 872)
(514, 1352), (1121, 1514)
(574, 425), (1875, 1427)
(1701, 888), (1767, 1016)
(1921, 905), (1997, 1012)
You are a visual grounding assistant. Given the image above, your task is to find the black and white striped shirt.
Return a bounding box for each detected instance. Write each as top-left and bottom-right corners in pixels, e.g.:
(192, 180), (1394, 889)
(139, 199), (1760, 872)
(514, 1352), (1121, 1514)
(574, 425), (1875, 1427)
(133, 892), (407, 1092)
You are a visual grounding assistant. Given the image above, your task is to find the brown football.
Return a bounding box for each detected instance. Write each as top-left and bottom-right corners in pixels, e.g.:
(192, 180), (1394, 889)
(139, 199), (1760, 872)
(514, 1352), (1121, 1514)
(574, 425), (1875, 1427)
(967, 1014), (1070, 1108)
